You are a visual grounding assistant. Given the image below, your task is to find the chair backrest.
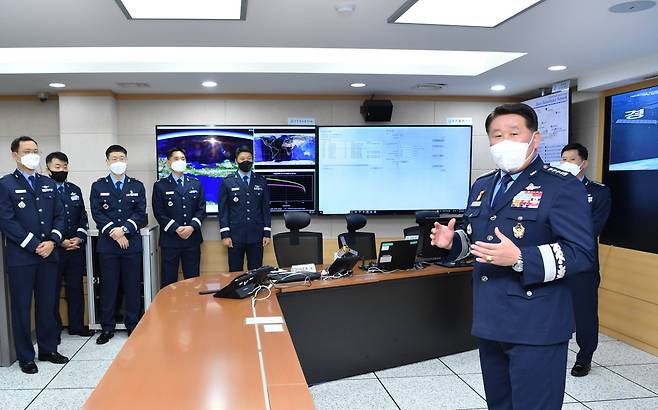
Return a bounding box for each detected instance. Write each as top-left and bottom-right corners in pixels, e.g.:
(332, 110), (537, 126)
(337, 232), (377, 260)
(403, 225), (420, 238)
(273, 231), (323, 268)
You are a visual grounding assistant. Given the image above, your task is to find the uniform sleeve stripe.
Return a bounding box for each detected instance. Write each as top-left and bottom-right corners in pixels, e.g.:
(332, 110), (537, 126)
(127, 219), (138, 231)
(164, 220), (175, 232)
(538, 244), (557, 282)
(20, 232), (34, 248)
(220, 227), (230, 233)
(77, 228), (87, 235)
(264, 227), (272, 231)
(51, 229), (63, 240)
(192, 217), (202, 226)
(455, 230), (471, 260)
(101, 222), (114, 234)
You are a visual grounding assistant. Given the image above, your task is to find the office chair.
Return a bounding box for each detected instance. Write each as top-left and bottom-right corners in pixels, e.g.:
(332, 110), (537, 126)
(402, 225), (420, 239)
(337, 214), (377, 261)
(273, 212), (323, 268)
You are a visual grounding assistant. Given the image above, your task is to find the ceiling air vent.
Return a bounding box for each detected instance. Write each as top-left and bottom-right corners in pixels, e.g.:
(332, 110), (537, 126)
(116, 82), (151, 88)
(414, 83), (446, 90)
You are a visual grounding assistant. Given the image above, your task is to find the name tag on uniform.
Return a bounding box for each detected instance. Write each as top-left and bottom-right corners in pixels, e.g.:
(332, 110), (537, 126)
(100, 192), (110, 197)
(231, 187), (240, 191)
(126, 191), (139, 197)
(470, 201), (482, 207)
(71, 195), (80, 201)
(189, 189), (198, 194)
(41, 188), (53, 192)
(511, 191), (543, 208)
(15, 189), (26, 193)
(165, 191), (175, 195)
(254, 185), (263, 191)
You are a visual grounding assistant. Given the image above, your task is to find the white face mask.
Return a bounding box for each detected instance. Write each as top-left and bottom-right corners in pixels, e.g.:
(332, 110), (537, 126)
(489, 132), (536, 173)
(109, 161), (127, 175)
(20, 153), (41, 170)
(170, 160), (187, 173)
(553, 161), (582, 177)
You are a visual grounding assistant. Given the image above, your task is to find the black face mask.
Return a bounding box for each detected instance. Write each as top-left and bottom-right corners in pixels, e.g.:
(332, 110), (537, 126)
(238, 160), (253, 172)
(50, 170), (68, 183)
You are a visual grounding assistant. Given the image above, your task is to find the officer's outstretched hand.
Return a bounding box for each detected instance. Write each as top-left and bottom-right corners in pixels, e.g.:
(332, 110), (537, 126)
(470, 227), (521, 267)
(223, 237), (233, 248)
(263, 237), (271, 247)
(430, 218), (456, 250)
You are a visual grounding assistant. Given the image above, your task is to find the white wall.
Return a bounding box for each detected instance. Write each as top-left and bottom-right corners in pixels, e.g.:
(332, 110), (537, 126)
(0, 100), (60, 175)
(570, 93), (602, 180)
(115, 97), (502, 241)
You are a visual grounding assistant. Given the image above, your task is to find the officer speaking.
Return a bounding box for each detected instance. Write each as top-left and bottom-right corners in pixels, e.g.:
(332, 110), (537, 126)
(218, 145), (272, 272)
(430, 103), (595, 409)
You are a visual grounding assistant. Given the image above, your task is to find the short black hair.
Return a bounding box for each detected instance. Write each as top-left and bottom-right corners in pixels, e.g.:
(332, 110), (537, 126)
(235, 145), (253, 158)
(166, 147), (186, 159)
(46, 151), (69, 165)
(561, 143), (588, 160)
(105, 144), (127, 159)
(485, 103), (539, 134)
(11, 136), (37, 152)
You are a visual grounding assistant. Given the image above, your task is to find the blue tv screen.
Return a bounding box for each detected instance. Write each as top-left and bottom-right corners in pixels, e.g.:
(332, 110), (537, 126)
(156, 126), (317, 214)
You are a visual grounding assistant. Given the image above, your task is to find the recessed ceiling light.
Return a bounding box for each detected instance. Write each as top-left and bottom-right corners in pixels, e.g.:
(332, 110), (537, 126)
(389, 0), (543, 27)
(547, 65), (567, 71)
(350, 82), (366, 88)
(490, 84), (506, 91)
(335, 2), (357, 15)
(609, 1), (656, 13)
(0, 47), (525, 77)
(117, 0), (247, 20)
(201, 81), (218, 88)
(48, 82), (66, 88)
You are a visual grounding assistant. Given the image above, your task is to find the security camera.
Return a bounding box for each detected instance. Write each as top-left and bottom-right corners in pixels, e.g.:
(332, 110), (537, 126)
(37, 92), (49, 102)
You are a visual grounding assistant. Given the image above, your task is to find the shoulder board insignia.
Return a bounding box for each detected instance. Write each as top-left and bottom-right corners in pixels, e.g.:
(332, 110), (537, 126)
(542, 165), (570, 178)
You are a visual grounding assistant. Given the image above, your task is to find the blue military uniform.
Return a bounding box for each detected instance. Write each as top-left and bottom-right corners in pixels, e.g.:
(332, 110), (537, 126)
(89, 175), (147, 333)
(447, 156), (595, 409)
(152, 174), (206, 288)
(568, 177), (611, 366)
(0, 170), (64, 362)
(218, 171), (271, 272)
(54, 181), (89, 335)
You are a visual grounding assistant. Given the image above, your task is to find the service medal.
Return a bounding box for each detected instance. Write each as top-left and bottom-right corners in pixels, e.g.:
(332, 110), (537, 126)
(466, 223), (472, 236)
(168, 201), (173, 207)
(233, 196), (239, 203)
(513, 223), (525, 239)
(103, 203), (109, 210)
(18, 201), (25, 209)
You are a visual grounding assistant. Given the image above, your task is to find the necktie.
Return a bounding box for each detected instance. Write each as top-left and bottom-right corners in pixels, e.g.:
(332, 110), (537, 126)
(492, 173), (513, 209)
(115, 181), (122, 192)
(58, 186), (64, 195)
(243, 175), (249, 186)
(177, 178), (183, 188)
(28, 175), (35, 190)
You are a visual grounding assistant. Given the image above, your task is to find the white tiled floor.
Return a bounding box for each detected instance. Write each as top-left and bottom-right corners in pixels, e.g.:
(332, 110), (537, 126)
(2, 331), (658, 409)
(310, 333), (658, 410)
(0, 331), (127, 410)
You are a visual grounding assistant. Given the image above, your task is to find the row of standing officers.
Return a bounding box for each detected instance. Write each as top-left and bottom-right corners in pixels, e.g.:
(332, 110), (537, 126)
(0, 138), (270, 374)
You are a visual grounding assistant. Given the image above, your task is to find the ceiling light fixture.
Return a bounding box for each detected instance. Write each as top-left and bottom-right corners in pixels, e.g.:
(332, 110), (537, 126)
(389, 0), (543, 27)
(0, 47), (526, 77)
(490, 84), (506, 91)
(335, 2), (357, 15)
(48, 82), (66, 88)
(609, 1), (656, 13)
(116, 0), (247, 20)
(201, 81), (218, 88)
(350, 82), (366, 88)
(547, 65), (567, 71)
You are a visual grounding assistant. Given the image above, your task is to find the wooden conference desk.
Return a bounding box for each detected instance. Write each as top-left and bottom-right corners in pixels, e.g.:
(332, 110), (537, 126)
(84, 264), (474, 409)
